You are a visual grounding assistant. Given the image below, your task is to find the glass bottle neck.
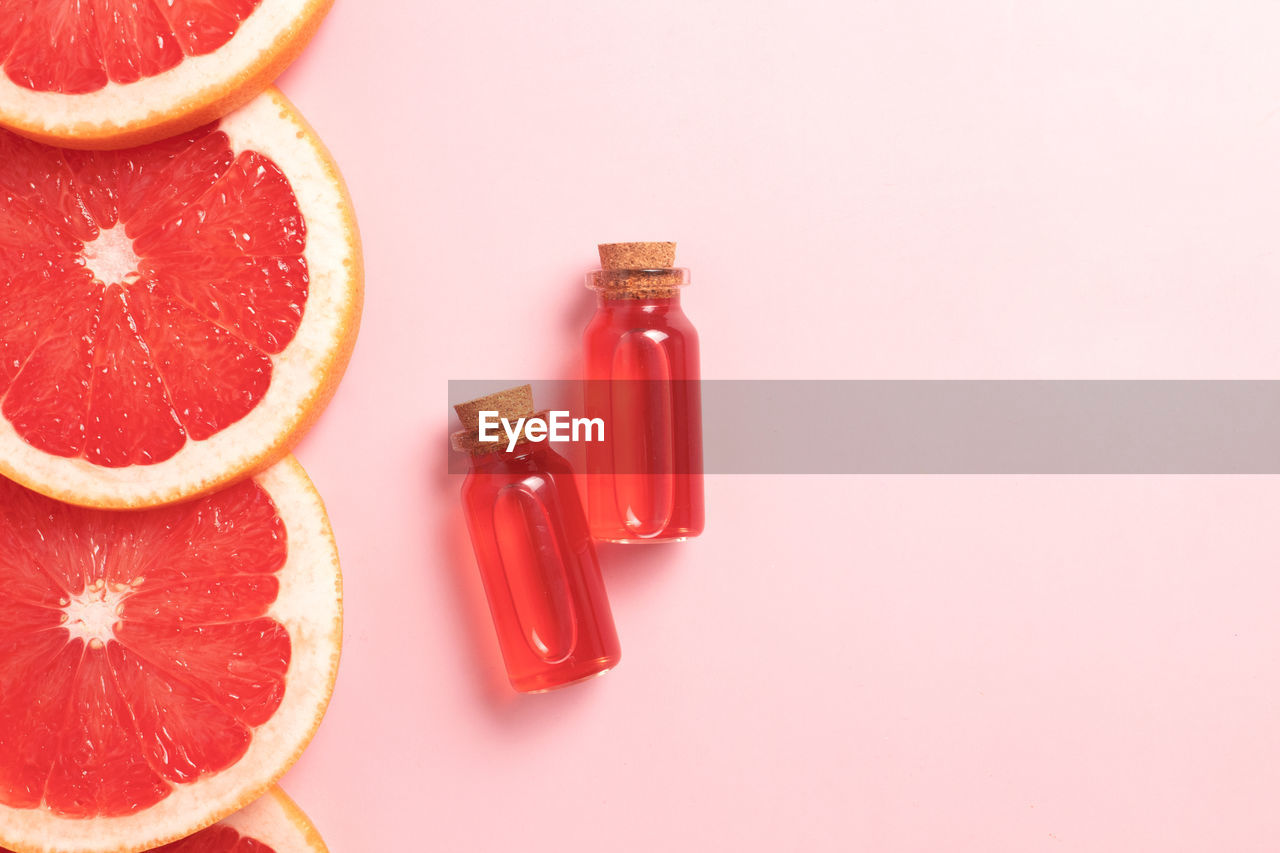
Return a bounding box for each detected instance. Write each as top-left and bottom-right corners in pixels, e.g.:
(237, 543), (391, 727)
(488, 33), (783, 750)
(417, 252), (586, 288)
(595, 291), (683, 312)
(467, 444), (539, 471)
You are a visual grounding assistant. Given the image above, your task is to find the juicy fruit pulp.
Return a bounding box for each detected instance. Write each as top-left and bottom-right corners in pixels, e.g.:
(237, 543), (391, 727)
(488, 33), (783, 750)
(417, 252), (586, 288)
(0, 122), (308, 468)
(0, 476), (292, 818)
(0, 0), (264, 95)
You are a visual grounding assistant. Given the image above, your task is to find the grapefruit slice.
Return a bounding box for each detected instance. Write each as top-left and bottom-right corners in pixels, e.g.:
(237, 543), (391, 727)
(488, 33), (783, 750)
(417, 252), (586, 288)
(1, 785), (329, 853)
(154, 785), (329, 853)
(0, 87), (362, 509)
(0, 456), (342, 853)
(0, 0), (334, 149)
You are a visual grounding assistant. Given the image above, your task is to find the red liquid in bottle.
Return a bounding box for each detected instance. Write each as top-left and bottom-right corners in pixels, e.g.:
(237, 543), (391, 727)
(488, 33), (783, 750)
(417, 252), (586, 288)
(582, 243), (705, 543)
(453, 386), (621, 692)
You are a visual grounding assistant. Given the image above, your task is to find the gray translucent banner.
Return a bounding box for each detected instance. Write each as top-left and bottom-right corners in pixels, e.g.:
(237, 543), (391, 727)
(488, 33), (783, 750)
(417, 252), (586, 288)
(448, 381), (1280, 474)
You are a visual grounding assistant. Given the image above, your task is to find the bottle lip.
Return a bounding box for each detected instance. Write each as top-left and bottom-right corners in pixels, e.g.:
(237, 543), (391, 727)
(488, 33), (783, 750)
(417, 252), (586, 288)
(585, 267), (690, 297)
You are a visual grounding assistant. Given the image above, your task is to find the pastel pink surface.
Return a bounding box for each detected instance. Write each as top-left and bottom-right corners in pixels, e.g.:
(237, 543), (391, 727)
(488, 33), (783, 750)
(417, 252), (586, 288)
(275, 1), (1280, 850)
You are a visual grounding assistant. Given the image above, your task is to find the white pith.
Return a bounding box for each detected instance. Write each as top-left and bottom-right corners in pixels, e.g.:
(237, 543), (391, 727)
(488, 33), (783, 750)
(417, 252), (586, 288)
(221, 785), (329, 852)
(62, 580), (129, 646)
(0, 0), (313, 138)
(0, 457), (343, 853)
(0, 88), (360, 507)
(80, 226), (141, 287)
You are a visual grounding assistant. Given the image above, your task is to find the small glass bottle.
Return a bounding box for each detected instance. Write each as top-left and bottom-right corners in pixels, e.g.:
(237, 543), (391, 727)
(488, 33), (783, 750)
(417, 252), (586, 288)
(451, 385), (621, 692)
(583, 242), (705, 543)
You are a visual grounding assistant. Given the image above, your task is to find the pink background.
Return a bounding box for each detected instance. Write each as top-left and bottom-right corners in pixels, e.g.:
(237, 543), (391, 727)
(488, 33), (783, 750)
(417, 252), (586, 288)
(273, 2), (1280, 850)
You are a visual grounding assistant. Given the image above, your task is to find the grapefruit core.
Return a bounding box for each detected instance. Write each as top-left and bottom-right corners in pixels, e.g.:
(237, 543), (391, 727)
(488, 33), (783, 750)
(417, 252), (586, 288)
(0, 87), (363, 509)
(0, 0), (335, 149)
(0, 456), (342, 853)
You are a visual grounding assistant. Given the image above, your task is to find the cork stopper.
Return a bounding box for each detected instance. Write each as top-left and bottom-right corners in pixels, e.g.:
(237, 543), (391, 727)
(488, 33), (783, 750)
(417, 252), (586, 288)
(598, 242), (676, 270)
(453, 385), (533, 431)
(587, 241), (689, 298)
(450, 385), (546, 454)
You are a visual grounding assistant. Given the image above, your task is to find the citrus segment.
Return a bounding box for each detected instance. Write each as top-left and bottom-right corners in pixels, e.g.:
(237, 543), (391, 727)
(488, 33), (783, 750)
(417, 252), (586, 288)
(0, 457), (341, 853)
(95, 0), (186, 89)
(4, 0), (108, 95)
(0, 89), (361, 508)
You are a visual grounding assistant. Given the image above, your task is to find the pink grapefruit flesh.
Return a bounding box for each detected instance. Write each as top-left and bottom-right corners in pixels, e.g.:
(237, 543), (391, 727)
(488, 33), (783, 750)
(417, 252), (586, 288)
(2, 0), (261, 96)
(0, 88), (362, 509)
(0, 456), (341, 853)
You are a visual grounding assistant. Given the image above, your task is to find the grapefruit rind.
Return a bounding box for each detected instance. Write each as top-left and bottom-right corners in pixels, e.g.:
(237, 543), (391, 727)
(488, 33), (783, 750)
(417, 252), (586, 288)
(218, 785), (330, 853)
(0, 456), (343, 853)
(0, 88), (364, 510)
(0, 0), (335, 150)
